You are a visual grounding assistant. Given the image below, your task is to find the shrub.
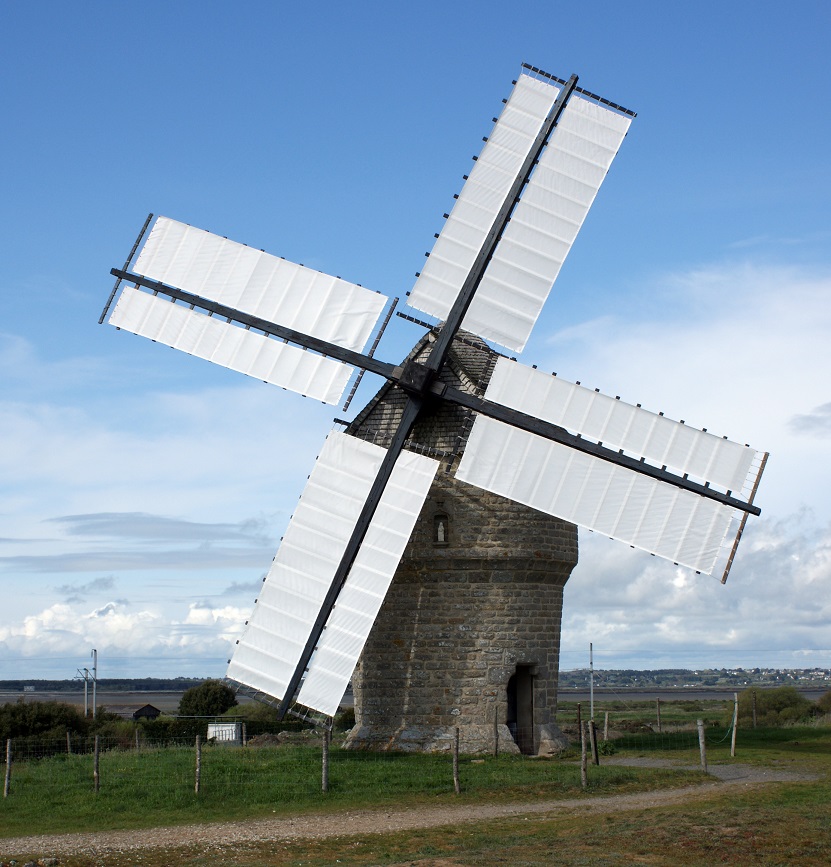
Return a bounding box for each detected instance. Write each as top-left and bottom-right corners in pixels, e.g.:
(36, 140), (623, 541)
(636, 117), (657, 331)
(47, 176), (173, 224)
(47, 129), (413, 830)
(729, 686), (813, 727)
(0, 700), (89, 740)
(816, 689), (831, 715)
(334, 707), (355, 731)
(178, 680), (238, 716)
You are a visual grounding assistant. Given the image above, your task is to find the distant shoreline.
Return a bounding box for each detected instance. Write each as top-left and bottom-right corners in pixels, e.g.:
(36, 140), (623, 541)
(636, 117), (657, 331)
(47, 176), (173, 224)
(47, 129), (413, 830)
(559, 687), (828, 702)
(1, 684), (826, 712)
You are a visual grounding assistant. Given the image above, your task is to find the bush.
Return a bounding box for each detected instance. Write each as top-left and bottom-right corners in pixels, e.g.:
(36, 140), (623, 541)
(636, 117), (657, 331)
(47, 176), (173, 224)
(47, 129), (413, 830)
(729, 687), (813, 727)
(0, 700), (89, 740)
(816, 689), (831, 715)
(138, 716), (210, 743)
(334, 707), (355, 731)
(178, 680), (238, 717)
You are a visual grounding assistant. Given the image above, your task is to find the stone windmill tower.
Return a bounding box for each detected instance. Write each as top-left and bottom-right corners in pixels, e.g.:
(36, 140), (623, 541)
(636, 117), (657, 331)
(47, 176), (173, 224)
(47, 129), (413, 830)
(102, 66), (766, 749)
(344, 331), (578, 754)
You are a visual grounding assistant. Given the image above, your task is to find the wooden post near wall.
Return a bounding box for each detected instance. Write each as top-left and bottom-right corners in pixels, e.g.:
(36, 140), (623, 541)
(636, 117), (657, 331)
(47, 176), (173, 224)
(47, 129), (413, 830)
(604, 711), (609, 742)
(493, 705), (499, 758)
(194, 734), (202, 794)
(3, 739), (10, 798)
(580, 721), (588, 789)
(697, 719), (707, 772)
(93, 735), (100, 793)
(731, 692), (738, 758)
(589, 719), (600, 765)
(322, 729), (330, 793)
(453, 727), (461, 795)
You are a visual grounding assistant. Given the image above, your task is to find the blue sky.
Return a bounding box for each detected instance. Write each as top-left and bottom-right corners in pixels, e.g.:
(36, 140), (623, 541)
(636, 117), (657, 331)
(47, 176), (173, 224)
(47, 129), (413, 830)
(1, 1), (830, 680)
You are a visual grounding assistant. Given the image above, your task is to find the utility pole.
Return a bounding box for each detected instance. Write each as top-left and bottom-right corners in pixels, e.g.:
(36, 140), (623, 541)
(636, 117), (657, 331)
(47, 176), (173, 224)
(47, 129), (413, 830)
(589, 642), (594, 720)
(91, 649), (98, 720)
(77, 668), (91, 717)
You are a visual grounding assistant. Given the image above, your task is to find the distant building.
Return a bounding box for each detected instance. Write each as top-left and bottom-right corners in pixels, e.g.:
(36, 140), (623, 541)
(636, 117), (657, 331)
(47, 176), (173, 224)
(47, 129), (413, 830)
(107, 704), (162, 720)
(132, 704), (161, 720)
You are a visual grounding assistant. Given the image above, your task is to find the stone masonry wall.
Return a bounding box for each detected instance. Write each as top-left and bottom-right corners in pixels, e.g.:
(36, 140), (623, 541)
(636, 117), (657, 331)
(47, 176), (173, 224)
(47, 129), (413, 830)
(345, 470), (578, 754)
(343, 331), (579, 754)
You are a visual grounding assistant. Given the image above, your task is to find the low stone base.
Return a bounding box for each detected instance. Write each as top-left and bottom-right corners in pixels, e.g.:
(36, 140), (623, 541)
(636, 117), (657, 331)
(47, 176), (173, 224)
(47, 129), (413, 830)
(342, 722), (570, 756)
(536, 723), (571, 756)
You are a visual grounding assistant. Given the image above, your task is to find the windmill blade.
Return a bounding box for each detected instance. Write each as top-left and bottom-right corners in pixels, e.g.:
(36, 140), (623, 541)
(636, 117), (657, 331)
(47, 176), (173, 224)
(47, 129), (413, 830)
(408, 72), (633, 353)
(456, 359), (766, 576)
(107, 216), (388, 404)
(458, 416), (745, 576)
(483, 358), (759, 493)
(227, 431), (438, 718)
(109, 286), (353, 404)
(132, 217), (386, 351)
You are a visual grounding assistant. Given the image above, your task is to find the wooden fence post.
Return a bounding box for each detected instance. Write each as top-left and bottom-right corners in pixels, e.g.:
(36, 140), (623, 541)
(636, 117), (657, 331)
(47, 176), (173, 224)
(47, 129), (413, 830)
(135, 728), (140, 751)
(242, 722), (247, 747)
(752, 690), (757, 729)
(322, 729), (329, 793)
(576, 702), (582, 733)
(603, 711), (609, 742)
(589, 719), (600, 765)
(697, 719), (707, 772)
(493, 705), (499, 758)
(3, 739), (11, 798)
(453, 727), (461, 795)
(93, 735), (100, 793)
(580, 721), (588, 789)
(194, 734), (202, 794)
(656, 699), (662, 734)
(66, 730), (72, 755)
(731, 692), (738, 758)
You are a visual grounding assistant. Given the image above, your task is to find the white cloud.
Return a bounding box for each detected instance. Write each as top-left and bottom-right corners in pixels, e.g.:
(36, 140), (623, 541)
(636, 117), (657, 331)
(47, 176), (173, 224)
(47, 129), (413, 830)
(790, 403), (831, 437)
(562, 511), (831, 669)
(0, 600), (246, 670)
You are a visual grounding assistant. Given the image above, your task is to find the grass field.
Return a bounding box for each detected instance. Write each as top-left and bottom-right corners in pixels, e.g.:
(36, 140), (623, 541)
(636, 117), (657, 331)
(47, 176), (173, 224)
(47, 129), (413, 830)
(1, 707), (829, 865)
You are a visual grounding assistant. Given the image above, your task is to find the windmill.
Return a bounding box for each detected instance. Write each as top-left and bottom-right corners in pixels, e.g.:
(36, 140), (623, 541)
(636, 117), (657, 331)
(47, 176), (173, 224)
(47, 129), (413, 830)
(100, 65), (767, 746)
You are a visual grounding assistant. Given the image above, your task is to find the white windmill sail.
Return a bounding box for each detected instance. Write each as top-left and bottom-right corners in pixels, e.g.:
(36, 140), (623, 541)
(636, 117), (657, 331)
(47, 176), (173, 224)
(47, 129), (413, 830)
(407, 73), (632, 352)
(227, 431), (438, 717)
(108, 216), (387, 404)
(133, 217), (386, 350)
(109, 286), (353, 404)
(483, 359), (758, 492)
(457, 359), (765, 575)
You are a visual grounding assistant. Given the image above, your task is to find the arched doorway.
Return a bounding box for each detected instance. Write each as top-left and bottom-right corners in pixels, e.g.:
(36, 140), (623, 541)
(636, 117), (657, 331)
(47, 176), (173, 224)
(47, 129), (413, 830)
(506, 664), (535, 754)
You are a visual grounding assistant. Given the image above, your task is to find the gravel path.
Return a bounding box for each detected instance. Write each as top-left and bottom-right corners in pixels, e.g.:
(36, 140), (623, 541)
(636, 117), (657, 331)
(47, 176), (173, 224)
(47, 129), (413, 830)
(0, 762), (816, 862)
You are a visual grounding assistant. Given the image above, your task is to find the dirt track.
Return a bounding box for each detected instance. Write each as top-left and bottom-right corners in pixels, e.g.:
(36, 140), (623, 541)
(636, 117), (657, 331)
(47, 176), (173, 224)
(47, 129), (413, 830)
(0, 762), (816, 861)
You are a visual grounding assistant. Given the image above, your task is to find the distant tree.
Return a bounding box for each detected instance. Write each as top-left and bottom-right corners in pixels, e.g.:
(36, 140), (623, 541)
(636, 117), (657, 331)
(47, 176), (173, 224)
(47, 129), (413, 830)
(816, 689), (831, 715)
(178, 680), (238, 716)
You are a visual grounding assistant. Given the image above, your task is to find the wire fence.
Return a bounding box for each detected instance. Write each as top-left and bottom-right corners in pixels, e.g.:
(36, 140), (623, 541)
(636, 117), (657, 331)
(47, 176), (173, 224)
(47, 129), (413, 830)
(1, 729), (530, 806)
(8, 710), (824, 806)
